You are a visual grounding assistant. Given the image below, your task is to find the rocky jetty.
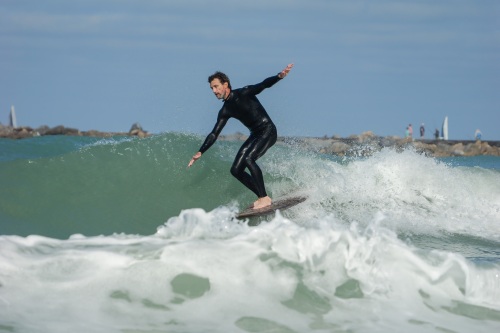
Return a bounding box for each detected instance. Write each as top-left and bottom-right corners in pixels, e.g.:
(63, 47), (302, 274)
(0, 123), (150, 140)
(281, 131), (500, 157)
(220, 131), (500, 157)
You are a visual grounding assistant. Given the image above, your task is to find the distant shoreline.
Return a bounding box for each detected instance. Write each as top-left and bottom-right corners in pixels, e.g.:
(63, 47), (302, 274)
(0, 124), (150, 140)
(1, 125), (499, 157)
(280, 135), (500, 158)
(221, 131), (500, 158)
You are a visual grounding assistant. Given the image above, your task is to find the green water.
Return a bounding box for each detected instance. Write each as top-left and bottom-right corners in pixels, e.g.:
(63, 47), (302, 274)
(0, 134), (258, 237)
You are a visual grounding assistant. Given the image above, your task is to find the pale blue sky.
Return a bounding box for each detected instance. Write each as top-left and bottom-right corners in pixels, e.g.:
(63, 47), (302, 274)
(1, 0), (499, 140)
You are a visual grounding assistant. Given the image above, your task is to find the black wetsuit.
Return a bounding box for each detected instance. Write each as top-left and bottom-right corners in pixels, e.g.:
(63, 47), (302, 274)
(199, 75), (282, 198)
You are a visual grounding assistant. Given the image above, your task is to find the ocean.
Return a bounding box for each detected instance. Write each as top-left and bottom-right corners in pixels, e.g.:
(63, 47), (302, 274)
(1, 133), (499, 333)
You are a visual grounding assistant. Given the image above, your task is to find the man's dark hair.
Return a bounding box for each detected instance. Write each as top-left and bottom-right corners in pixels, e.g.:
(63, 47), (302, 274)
(208, 71), (232, 90)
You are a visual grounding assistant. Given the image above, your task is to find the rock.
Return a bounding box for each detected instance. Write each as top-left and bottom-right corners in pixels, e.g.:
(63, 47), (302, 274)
(45, 125), (80, 136)
(129, 129), (148, 138)
(451, 143), (465, 156)
(129, 122), (143, 132)
(82, 130), (115, 138)
(358, 131), (376, 143)
(0, 124), (13, 137)
(129, 122), (149, 138)
(479, 142), (500, 156)
(413, 141), (437, 156)
(35, 125), (50, 136)
(0, 123), (155, 140)
(323, 141), (350, 155)
(0, 126), (37, 139)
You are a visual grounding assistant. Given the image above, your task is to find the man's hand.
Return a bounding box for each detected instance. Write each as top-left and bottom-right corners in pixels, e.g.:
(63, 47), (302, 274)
(187, 152), (202, 168)
(278, 63), (294, 79)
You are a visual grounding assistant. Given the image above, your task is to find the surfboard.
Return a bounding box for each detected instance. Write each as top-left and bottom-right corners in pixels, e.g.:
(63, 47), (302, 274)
(236, 196), (307, 218)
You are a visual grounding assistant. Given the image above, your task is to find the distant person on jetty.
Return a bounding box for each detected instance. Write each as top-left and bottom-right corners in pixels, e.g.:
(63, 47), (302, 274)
(188, 64), (294, 210)
(434, 128), (440, 140)
(420, 123), (425, 138)
(475, 129), (482, 141)
(408, 124), (413, 138)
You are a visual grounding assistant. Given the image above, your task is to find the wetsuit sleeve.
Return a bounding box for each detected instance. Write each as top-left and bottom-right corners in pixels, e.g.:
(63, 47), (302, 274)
(198, 110), (229, 154)
(244, 75), (282, 96)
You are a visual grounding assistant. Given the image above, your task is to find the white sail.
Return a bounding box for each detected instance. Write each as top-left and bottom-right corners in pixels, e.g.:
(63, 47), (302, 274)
(9, 105), (17, 128)
(442, 116), (448, 140)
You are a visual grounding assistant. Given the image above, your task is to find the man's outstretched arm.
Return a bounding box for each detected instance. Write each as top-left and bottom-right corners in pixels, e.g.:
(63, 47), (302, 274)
(187, 112), (229, 168)
(246, 63), (294, 95)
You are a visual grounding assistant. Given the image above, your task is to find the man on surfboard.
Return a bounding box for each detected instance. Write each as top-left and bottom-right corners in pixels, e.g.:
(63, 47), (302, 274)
(188, 63), (294, 210)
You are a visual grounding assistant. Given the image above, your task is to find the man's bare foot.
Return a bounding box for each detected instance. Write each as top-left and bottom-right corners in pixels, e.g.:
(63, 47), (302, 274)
(252, 196), (272, 209)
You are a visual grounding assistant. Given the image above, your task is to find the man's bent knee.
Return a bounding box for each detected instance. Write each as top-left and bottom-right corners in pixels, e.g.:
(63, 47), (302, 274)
(230, 165), (243, 179)
(244, 156), (257, 168)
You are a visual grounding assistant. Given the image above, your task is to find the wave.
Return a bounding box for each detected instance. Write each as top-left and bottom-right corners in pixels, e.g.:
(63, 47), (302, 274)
(0, 211), (499, 333)
(1, 133), (500, 332)
(0, 133), (499, 241)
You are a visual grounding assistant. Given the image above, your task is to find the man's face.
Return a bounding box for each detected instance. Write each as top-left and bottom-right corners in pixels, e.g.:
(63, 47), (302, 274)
(210, 78), (229, 100)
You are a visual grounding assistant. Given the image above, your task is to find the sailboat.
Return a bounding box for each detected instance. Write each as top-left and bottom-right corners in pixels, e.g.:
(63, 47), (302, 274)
(441, 116), (448, 140)
(9, 106), (17, 128)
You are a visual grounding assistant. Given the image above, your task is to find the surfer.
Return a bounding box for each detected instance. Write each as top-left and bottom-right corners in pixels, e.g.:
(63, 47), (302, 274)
(188, 63), (294, 210)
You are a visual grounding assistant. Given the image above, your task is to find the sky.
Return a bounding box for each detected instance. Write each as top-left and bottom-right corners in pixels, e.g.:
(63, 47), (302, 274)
(1, 0), (499, 140)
